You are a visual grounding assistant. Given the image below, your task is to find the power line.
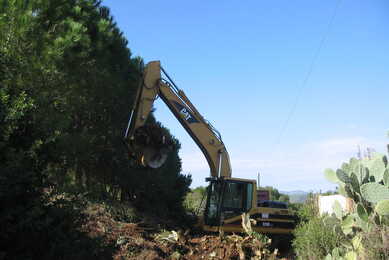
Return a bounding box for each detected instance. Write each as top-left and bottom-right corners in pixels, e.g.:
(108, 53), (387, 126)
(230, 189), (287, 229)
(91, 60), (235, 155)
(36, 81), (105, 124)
(273, 0), (343, 148)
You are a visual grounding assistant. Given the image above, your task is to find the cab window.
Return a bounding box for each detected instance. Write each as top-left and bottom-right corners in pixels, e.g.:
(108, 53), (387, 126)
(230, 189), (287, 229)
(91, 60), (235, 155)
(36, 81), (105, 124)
(223, 182), (245, 209)
(221, 182), (253, 219)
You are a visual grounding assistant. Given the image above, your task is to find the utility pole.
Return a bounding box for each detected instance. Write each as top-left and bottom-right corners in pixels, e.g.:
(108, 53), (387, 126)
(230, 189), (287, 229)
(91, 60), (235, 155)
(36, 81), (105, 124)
(257, 172), (260, 188)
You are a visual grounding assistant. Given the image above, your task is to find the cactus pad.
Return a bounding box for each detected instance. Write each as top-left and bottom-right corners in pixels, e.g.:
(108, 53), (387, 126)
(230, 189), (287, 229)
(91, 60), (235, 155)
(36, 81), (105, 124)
(360, 183), (389, 204)
(324, 168), (338, 183)
(375, 199), (389, 216)
(356, 203), (368, 222)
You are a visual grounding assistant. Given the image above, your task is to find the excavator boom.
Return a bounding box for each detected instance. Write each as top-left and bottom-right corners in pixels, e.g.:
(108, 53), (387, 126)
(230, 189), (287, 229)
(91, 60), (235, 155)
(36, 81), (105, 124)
(125, 61), (231, 178)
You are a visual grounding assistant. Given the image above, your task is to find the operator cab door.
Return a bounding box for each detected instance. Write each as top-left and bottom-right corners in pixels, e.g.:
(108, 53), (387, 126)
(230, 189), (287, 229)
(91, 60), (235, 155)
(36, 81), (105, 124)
(221, 181), (253, 220)
(204, 179), (254, 226)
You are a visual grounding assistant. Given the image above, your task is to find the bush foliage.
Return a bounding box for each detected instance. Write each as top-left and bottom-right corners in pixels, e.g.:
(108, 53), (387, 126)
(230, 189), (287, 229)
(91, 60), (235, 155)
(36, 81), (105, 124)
(292, 193), (345, 259)
(293, 216), (345, 260)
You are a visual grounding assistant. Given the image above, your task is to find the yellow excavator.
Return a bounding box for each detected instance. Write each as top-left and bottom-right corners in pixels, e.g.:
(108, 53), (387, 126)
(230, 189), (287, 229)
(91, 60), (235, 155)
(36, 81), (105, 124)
(124, 61), (295, 234)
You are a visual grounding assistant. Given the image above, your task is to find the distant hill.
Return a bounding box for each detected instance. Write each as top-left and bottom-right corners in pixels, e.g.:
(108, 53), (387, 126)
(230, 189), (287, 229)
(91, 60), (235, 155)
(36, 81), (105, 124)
(281, 190), (309, 203)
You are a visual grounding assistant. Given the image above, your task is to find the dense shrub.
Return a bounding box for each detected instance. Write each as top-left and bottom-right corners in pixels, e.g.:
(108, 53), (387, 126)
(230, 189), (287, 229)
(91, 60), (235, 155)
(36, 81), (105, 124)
(184, 186), (206, 215)
(292, 192), (344, 259)
(293, 216), (345, 260)
(295, 193), (318, 224)
(360, 225), (389, 259)
(0, 190), (113, 260)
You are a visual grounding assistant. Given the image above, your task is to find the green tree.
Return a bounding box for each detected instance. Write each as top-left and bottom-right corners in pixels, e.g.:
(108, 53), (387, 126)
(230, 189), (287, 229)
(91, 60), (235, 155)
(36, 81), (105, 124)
(0, 0), (191, 258)
(261, 186), (290, 202)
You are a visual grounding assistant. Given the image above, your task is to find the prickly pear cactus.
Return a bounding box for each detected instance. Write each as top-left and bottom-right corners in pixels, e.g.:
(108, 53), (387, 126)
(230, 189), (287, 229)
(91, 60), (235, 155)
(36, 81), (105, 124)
(324, 153), (389, 210)
(323, 153), (389, 259)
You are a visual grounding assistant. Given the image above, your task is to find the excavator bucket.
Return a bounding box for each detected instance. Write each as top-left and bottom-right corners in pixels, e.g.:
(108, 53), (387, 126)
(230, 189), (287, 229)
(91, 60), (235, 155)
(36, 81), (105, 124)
(127, 124), (173, 168)
(140, 146), (169, 168)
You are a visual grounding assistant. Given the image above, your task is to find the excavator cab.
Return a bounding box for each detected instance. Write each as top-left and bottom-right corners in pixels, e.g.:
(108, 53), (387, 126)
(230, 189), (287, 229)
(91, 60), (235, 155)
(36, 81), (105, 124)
(204, 178), (255, 227)
(203, 177), (295, 234)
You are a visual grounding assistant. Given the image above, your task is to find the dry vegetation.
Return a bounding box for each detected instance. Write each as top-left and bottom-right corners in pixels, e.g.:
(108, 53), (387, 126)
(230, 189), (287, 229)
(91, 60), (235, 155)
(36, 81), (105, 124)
(80, 201), (292, 260)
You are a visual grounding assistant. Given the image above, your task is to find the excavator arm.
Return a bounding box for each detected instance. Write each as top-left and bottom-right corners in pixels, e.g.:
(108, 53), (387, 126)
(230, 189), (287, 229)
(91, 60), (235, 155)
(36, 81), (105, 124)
(124, 61), (231, 178)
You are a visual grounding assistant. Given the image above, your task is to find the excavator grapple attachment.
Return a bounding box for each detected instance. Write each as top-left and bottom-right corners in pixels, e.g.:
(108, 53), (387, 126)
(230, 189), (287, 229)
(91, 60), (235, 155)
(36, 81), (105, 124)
(140, 146), (169, 168)
(127, 125), (173, 168)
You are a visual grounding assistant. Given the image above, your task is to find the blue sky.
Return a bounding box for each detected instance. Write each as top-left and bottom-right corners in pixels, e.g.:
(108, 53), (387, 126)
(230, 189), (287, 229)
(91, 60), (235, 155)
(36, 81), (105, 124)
(103, 0), (389, 191)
